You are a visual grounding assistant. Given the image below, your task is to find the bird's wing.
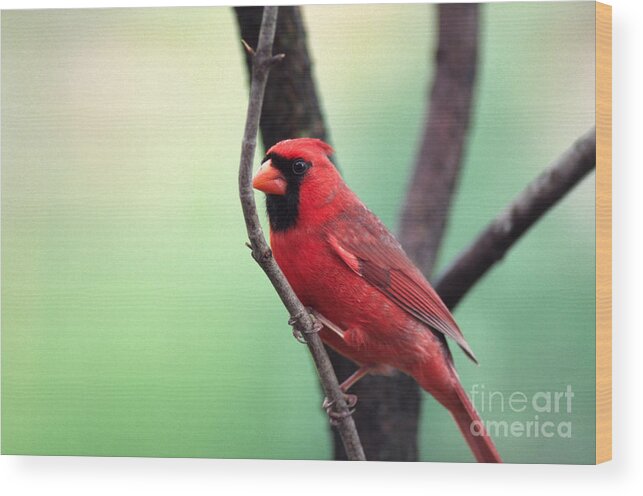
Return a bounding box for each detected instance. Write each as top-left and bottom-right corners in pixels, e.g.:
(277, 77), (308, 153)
(327, 209), (478, 363)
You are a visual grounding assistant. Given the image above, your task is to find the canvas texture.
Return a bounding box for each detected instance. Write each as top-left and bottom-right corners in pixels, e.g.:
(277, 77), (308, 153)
(1, 2), (600, 463)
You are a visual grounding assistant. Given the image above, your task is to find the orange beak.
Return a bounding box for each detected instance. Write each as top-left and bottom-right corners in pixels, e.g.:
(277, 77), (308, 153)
(252, 160), (287, 195)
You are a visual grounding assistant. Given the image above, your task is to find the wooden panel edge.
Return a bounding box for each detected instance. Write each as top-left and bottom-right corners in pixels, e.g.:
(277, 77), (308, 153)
(595, 0), (612, 465)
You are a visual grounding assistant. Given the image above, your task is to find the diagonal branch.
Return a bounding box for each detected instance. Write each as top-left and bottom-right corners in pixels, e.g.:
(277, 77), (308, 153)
(236, 6), (365, 461)
(434, 127), (597, 309)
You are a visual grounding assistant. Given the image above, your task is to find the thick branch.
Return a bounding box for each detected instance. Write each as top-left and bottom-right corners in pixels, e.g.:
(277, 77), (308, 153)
(434, 127), (597, 309)
(399, 4), (480, 275)
(236, 6), (365, 461)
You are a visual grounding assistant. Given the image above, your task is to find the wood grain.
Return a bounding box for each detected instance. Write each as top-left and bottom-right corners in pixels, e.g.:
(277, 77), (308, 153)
(595, 1), (612, 465)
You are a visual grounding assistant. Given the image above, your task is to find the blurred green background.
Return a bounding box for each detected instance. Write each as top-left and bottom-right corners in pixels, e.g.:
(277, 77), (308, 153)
(2, 2), (595, 463)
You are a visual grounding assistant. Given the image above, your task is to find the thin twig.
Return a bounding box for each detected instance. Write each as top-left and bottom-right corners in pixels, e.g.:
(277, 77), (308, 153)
(236, 6), (366, 461)
(241, 39), (255, 56)
(434, 127), (597, 309)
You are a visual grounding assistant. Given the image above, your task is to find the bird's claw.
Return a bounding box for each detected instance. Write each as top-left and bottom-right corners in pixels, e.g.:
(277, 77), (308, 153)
(305, 308), (324, 334)
(289, 309), (323, 344)
(322, 393), (358, 426)
(292, 328), (307, 344)
(322, 393), (358, 410)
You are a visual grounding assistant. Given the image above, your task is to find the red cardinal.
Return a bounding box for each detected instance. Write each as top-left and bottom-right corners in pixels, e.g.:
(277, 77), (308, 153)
(252, 138), (501, 463)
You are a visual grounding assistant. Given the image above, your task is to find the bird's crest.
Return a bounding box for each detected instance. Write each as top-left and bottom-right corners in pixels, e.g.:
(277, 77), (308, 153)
(266, 138), (334, 161)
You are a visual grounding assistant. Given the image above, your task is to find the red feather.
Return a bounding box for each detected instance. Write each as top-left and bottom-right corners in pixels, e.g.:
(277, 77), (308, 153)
(327, 210), (478, 363)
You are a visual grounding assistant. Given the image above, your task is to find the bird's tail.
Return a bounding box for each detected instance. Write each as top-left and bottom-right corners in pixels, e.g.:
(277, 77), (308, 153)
(450, 378), (502, 463)
(414, 360), (502, 463)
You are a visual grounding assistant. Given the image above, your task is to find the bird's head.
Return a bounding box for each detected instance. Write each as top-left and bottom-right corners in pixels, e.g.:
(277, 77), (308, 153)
(253, 138), (344, 232)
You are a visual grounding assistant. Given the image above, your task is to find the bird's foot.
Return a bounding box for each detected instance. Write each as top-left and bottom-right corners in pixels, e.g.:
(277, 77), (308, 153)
(322, 393), (358, 426)
(289, 310), (323, 344)
(292, 328), (307, 344)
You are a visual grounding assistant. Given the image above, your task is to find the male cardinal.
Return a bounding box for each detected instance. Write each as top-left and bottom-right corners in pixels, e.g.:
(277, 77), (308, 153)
(252, 138), (501, 463)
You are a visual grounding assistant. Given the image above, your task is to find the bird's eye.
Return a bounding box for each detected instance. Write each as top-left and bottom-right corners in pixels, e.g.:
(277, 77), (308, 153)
(292, 159), (309, 175)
